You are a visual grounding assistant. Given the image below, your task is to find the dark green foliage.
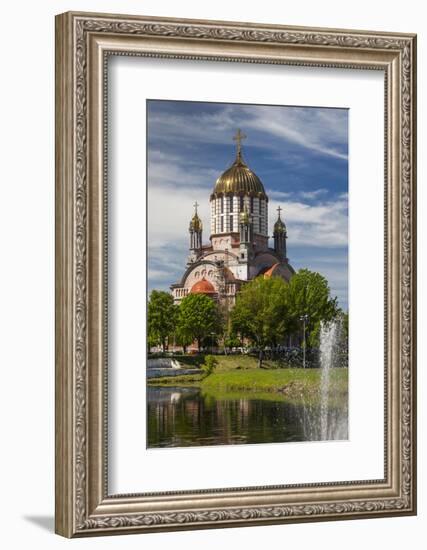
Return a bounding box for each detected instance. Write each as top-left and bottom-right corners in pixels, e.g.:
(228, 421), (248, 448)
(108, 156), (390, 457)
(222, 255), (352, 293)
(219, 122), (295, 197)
(147, 290), (177, 352)
(177, 293), (221, 351)
(231, 276), (290, 366)
(286, 269), (339, 347)
(231, 269), (339, 364)
(148, 268), (341, 359)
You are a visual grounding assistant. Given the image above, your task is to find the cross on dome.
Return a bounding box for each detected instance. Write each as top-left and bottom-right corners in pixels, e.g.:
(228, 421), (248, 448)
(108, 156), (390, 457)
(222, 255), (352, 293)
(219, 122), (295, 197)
(190, 200), (202, 233)
(274, 205), (286, 234)
(233, 128), (247, 158)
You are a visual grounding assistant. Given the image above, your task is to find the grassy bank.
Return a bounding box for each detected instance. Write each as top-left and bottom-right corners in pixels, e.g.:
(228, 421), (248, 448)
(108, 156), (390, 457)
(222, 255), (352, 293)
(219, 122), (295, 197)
(148, 355), (348, 402)
(202, 367), (345, 392)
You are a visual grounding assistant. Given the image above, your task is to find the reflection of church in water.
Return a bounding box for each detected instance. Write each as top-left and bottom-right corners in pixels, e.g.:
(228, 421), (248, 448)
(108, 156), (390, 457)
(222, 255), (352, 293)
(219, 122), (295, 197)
(171, 130), (295, 308)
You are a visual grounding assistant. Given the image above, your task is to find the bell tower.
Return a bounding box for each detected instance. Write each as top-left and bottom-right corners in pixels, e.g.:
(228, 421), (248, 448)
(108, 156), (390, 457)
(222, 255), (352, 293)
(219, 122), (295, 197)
(273, 206), (287, 260)
(188, 202), (203, 264)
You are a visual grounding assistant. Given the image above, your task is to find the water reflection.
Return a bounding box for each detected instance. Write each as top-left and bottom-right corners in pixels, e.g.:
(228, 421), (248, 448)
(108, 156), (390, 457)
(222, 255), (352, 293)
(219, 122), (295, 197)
(147, 386), (348, 448)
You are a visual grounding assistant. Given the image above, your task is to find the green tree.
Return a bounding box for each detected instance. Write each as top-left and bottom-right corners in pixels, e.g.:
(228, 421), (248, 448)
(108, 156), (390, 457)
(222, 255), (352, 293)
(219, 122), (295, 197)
(177, 294), (221, 352)
(175, 326), (193, 354)
(286, 269), (339, 346)
(231, 276), (290, 367)
(224, 334), (242, 350)
(147, 290), (177, 352)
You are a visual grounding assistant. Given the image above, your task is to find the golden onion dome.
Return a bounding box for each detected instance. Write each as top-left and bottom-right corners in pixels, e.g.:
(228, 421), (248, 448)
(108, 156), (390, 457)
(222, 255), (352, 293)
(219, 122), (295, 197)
(189, 201), (203, 232)
(213, 157), (266, 196)
(274, 207), (286, 233)
(190, 213), (202, 232)
(212, 129), (266, 198)
(274, 217), (286, 233)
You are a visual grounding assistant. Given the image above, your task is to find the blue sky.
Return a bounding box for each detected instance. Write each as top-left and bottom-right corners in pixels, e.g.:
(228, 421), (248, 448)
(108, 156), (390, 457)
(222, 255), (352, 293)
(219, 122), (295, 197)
(147, 100), (348, 310)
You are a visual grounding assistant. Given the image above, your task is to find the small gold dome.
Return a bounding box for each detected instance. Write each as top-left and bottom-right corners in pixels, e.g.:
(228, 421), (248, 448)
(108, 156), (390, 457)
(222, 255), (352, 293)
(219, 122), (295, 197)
(274, 206), (286, 233)
(189, 213), (202, 232)
(274, 217), (286, 233)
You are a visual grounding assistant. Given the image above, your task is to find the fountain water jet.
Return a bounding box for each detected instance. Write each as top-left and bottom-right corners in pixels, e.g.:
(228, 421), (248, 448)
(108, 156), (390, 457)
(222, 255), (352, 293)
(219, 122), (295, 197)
(318, 317), (347, 441)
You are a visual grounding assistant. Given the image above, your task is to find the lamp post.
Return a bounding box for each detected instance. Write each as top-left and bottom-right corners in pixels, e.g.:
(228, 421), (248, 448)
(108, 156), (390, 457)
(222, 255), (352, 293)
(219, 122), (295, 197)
(299, 314), (309, 368)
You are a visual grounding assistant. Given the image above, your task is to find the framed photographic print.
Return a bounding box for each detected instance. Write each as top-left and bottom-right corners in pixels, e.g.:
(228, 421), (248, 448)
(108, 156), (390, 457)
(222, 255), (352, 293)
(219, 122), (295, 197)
(55, 11), (417, 537)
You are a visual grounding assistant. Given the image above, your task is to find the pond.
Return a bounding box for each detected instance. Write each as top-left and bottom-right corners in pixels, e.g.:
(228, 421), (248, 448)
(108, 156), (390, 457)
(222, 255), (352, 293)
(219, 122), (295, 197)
(147, 386), (348, 448)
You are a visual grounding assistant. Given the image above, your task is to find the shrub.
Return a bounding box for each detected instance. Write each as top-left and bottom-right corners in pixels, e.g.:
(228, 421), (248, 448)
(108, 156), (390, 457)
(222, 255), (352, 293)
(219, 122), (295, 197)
(201, 355), (219, 376)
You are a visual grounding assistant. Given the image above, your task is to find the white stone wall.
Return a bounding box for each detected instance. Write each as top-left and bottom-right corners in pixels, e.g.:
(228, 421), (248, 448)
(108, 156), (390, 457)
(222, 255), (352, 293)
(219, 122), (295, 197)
(210, 195), (268, 237)
(234, 263), (249, 281)
(211, 235), (234, 251)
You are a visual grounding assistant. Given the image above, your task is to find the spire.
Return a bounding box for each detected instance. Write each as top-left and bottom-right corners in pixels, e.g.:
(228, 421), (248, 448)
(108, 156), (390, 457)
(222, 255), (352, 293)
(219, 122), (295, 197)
(188, 201), (203, 258)
(274, 205), (286, 234)
(189, 201), (202, 232)
(233, 128), (246, 163)
(273, 205), (287, 259)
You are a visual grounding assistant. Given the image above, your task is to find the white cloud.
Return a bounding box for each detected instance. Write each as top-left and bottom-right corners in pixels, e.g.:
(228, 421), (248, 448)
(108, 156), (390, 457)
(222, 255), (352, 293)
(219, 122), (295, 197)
(147, 268), (176, 281)
(149, 103), (348, 161)
(299, 188), (328, 200)
(267, 190), (293, 200)
(148, 183), (211, 249)
(269, 188), (330, 202)
(148, 149), (220, 190)
(241, 105), (348, 160)
(148, 182), (347, 252)
(269, 197), (348, 248)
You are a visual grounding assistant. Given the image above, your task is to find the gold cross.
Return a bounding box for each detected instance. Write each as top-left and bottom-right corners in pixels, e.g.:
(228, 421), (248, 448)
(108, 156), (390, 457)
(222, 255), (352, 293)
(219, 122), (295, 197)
(277, 206), (282, 218)
(233, 128), (247, 155)
(193, 201), (199, 214)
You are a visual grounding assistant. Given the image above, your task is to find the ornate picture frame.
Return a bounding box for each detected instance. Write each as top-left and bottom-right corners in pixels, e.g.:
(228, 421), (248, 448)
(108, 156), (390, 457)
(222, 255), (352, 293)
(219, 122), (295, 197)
(55, 11), (417, 537)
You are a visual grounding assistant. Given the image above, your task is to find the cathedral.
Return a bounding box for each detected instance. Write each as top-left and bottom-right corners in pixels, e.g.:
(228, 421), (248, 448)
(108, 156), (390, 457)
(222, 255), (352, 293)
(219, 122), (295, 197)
(171, 130), (295, 309)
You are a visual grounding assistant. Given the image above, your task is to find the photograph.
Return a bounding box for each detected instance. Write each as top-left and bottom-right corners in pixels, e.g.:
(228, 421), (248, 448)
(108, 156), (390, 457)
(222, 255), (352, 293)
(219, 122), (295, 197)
(146, 100), (349, 448)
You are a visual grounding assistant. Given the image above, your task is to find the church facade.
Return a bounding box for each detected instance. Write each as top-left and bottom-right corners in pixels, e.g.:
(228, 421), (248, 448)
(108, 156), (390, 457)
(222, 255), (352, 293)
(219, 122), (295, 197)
(170, 130), (295, 309)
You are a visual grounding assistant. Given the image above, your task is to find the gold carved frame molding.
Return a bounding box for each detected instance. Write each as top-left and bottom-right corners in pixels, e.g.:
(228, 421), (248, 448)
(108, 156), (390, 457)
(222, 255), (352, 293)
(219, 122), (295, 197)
(55, 11), (417, 537)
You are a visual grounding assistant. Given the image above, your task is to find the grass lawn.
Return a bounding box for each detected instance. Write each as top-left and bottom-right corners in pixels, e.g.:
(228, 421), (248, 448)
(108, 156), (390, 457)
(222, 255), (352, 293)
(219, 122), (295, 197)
(203, 367), (337, 391)
(148, 355), (348, 403)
